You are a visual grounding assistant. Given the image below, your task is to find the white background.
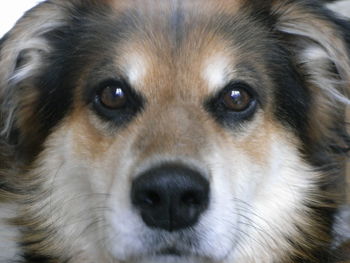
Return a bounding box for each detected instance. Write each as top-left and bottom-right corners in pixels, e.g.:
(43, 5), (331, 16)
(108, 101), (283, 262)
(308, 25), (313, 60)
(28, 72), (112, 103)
(0, 1), (43, 37)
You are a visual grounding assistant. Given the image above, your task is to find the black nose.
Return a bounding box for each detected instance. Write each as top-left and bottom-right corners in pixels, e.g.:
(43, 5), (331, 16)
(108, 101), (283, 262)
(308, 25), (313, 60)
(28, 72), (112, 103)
(131, 164), (210, 232)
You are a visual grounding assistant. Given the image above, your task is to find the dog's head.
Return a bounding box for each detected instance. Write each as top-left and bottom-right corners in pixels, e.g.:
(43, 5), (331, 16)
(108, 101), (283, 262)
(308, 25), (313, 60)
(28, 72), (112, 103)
(0, 0), (349, 262)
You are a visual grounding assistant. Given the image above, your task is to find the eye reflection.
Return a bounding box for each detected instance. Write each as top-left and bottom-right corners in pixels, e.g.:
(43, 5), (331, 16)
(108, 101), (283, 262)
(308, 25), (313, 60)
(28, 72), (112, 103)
(99, 85), (127, 109)
(223, 88), (252, 111)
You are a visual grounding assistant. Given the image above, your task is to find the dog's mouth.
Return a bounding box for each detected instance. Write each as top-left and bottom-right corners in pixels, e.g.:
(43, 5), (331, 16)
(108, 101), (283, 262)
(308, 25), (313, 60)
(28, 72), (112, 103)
(148, 246), (208, 263)
(147, 238), (200, 260)
(157, 247), (185, 257)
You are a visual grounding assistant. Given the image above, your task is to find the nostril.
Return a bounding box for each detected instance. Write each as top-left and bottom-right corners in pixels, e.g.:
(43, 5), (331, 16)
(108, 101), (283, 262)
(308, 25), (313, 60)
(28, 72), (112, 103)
(133, 189), (162, 209)
(141, 191), (161, 208)
(181, 191), (201, 206)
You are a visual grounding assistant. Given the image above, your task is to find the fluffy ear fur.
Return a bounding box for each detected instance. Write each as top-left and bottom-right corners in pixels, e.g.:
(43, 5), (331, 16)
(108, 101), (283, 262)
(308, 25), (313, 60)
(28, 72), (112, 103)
(271, 0), (350, 155)
(271, 0), (350, 258)
(0, 1), (71, 163)
(273, 0), (350, 87)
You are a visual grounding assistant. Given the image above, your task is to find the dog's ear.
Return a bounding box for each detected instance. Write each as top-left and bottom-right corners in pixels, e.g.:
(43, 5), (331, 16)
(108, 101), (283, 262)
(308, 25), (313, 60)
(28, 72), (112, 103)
(271, 3), (350, 256)
(0, 1), (71, 158)
(272, 0), (350, 152)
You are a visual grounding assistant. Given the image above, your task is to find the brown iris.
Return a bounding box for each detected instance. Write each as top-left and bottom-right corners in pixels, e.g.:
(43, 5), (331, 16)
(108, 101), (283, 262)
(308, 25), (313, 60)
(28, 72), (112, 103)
(99, 85), (127, 109)
(223, 88), (252, 111)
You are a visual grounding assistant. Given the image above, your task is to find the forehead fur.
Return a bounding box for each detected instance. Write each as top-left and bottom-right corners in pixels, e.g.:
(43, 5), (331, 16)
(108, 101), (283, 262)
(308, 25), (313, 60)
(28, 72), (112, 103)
(73, 0), (274, 97)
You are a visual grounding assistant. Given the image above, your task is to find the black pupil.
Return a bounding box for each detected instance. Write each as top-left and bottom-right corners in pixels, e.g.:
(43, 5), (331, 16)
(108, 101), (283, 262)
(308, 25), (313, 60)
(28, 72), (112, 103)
(100, 85), (126, 109)
(223, 88), (250, 111)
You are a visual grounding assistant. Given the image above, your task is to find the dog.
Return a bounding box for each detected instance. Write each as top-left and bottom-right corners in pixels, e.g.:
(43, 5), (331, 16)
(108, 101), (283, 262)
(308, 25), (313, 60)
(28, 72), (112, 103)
(0, 0), (349, 262)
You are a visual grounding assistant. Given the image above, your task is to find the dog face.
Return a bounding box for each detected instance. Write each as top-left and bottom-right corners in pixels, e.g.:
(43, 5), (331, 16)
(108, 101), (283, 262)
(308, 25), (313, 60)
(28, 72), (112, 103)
(0, 1), (349, 262)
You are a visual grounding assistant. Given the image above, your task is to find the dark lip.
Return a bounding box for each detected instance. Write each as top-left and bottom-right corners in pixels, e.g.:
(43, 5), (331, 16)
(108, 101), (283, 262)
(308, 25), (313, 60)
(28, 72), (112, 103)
(158, 247), (184, 257)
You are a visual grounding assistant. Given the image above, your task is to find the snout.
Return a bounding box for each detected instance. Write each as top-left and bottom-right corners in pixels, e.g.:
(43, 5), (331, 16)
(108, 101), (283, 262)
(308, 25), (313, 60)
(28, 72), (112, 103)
(131, 163), (210, 232)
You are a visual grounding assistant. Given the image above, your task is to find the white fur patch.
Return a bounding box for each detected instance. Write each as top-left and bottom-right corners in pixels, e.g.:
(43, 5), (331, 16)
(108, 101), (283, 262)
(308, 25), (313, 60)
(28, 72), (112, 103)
(0, 203), (20, 262)
(123, 53), (148, 86)
(199, 132), (318, 263)
(230, 156), (315, 261)
(327, 0), (350, 18)
(202, 55), (231, 91)
(302, 46), (328, 61)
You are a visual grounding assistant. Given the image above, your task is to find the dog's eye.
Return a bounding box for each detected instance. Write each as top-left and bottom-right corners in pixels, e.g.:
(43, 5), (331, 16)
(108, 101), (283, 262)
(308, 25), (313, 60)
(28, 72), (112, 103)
(204, 81), (258, 126)
(222, 88), (252, 111)
(98, 83), (127, 109)
(92, 79), (144, 125)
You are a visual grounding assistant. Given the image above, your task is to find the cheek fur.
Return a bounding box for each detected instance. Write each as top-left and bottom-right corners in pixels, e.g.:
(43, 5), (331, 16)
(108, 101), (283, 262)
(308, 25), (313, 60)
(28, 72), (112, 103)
(200, 125), (321, 262)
